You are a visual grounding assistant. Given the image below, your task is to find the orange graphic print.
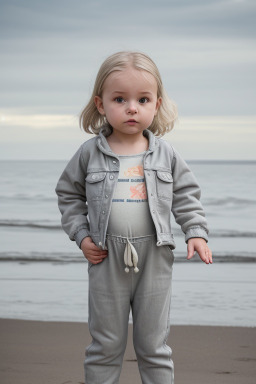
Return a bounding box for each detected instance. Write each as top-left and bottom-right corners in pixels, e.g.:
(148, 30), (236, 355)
(130, 183), (147, 199)
(124, 165), (144, 177)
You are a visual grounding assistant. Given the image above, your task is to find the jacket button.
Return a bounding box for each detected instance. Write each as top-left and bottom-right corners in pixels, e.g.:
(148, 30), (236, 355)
(113, 160), (117, 164)
(110, 175), (114, 180)
(102, 211), (105, 214)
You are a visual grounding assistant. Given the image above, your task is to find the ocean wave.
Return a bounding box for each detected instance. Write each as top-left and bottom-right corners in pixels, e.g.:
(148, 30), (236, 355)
(0, 194), (55, 202)
(207, 230), (256, 238)
(175, 253), (256, 263)
(0, 219), (61, 230)
(0, 251), (255, 263)
(203, 197), (256, 207)
(0, 252), (83, 263)
(172, 228), (256, 238)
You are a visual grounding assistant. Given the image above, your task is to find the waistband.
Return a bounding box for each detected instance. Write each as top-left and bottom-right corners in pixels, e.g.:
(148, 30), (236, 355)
(106, 233), (156, 274)
(106, 233), (156, 244)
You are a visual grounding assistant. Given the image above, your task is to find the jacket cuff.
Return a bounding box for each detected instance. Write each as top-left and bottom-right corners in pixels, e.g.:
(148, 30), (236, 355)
(74, 229), (90, 248)
(185, 226), (208, 243)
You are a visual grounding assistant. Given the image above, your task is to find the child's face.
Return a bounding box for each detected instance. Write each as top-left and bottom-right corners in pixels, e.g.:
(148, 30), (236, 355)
(95, 67), (161, 137)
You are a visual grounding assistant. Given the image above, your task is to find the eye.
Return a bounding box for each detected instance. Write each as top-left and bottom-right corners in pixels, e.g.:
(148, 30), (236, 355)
(139, 97), (149, 104)
(114, 97), (125, 103)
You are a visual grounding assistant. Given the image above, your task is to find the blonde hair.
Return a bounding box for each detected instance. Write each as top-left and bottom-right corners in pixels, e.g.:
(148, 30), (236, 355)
(79, 51), (178, 136)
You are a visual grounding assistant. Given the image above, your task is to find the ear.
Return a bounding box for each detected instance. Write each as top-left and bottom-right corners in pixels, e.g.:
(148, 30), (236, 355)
(94, 96), (105, 115)
(154, 97), (162, 116)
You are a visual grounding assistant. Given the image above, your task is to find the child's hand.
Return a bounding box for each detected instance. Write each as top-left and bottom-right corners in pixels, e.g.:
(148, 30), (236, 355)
(81, 237), (108, 264)
(187, 238), (212, 264)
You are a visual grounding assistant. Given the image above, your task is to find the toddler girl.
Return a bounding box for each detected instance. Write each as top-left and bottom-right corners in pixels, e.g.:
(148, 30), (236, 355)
(56, 51), (212, 384)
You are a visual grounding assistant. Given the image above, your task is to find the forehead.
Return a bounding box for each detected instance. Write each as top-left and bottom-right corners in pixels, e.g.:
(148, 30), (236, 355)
(103, 67), (158, 92)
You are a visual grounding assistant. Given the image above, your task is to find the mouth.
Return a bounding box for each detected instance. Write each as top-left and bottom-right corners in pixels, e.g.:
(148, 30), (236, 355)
(126, 119), (137, 123)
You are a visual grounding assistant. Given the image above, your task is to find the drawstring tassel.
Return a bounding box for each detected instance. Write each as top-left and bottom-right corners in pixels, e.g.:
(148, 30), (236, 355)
(128, 240), (139, 273)
(124, 238), (139, 273)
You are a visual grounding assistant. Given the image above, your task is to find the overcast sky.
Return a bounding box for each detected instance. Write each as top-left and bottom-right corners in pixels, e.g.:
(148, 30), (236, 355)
(0, 0), (255, 160)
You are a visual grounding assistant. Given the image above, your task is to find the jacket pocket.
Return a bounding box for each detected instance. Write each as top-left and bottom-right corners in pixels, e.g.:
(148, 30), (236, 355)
(156, 170), (173, 200)
(85, 172), (106, 201)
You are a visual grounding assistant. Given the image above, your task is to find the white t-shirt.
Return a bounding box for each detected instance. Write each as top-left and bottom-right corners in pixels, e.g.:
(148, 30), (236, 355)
(107, 153), (155, 237)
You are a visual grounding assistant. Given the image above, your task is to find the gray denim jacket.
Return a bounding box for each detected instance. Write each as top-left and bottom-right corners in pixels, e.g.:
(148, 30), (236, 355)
(55, 125), (208, 250)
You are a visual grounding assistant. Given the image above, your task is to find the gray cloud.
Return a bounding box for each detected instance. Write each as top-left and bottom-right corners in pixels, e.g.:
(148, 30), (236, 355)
(0, 0), (255, 115)
(1, 0), (255, 39)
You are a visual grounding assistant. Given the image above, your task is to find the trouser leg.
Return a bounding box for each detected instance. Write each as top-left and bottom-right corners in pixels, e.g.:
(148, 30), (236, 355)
(131, 239), (174, 384)
(84, 238), (131, 384)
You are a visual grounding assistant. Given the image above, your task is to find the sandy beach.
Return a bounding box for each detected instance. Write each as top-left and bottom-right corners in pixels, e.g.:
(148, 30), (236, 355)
(0, 319), (255, 384)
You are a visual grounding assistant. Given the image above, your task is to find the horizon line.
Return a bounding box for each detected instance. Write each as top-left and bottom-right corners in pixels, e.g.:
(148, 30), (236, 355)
(1, 159), (256, 163)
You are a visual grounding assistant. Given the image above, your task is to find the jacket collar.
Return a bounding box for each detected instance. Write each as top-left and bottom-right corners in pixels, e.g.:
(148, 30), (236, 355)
(96, 124), (158, 156)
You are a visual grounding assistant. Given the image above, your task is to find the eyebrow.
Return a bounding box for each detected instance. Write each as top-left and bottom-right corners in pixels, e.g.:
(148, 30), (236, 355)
(111, 91), (153, 95)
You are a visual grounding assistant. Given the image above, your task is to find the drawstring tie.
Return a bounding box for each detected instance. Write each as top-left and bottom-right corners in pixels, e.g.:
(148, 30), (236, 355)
(124, 238), (139, 273)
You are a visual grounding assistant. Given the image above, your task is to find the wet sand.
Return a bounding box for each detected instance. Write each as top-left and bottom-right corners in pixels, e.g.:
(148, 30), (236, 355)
(0, 319), (255, 384)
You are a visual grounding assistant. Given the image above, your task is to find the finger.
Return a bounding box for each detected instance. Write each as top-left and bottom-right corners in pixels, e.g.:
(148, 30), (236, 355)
(201, 254), (209, 264)
(200, 248), (212, 264)
(82, 251), (106, 262)
(84, 253), (107, 262)
(87, 248), (108, 256)
(87, 242), (105, 251)
(81, 242), (108, 255)
(89, 252), (108, 259)
(89, 253), (108, 264)
(187, 242), (195, 260)
(206, 248), (212, 264)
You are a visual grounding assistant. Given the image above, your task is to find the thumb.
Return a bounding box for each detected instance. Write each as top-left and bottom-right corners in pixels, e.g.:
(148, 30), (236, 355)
(187, 241), (195, 260)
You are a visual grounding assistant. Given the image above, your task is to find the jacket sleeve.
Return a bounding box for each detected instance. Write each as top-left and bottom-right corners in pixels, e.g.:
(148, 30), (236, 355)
(55, 145), (90, 248)
(171, 147), (209, 243)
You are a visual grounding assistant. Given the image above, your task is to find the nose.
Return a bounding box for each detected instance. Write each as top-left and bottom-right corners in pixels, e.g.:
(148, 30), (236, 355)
(127, 102), (138, 114)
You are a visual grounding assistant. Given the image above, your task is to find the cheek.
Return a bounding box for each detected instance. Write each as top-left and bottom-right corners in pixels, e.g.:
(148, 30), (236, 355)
(108, 106), (122, 118)
(145, 106), (158, 120)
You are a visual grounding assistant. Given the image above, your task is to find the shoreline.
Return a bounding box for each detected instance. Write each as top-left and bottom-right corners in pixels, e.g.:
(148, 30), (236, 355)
(1, 315), (256, 328)
(1, 319), (255, 384)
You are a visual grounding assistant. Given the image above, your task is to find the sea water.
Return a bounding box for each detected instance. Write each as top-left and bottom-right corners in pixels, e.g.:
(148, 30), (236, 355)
(0, 160), (256, 326)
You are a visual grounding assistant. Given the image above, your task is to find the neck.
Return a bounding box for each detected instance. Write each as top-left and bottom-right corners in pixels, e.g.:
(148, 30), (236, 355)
(107, 131), (148, 155)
